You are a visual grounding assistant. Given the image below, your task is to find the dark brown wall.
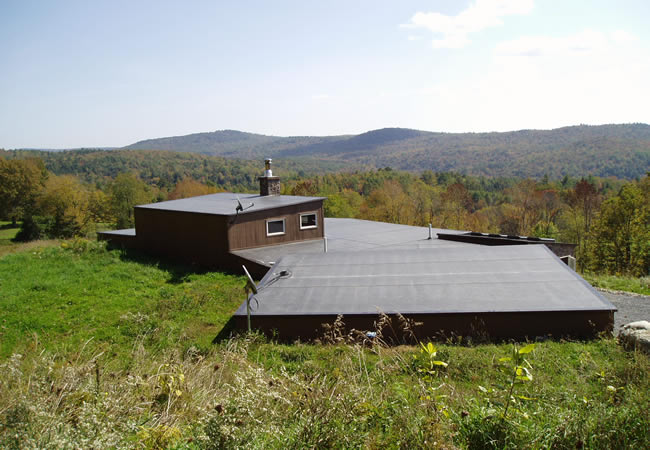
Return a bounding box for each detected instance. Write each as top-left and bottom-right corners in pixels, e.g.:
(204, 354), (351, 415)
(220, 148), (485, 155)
(228, 200), (324, 250)
(97, 232), (138, 249)
(134, 207), (230, 266)
(234, 310), (614, 342)
(545, 242), (577, 258)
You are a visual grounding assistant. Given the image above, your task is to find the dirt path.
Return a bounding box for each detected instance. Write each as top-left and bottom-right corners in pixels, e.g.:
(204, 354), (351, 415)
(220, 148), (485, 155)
(601, 290), (650, 331)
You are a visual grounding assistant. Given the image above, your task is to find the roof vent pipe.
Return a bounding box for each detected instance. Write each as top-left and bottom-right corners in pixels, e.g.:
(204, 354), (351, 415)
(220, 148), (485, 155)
(428, 223), (432, 240)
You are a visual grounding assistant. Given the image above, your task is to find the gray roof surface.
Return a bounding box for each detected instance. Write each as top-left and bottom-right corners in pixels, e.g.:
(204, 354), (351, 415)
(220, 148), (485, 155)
(232, 218), (469, 265)
(136, 192), (325, 216)
(235, 245), (615, 316)
(97, 228), (136, 236)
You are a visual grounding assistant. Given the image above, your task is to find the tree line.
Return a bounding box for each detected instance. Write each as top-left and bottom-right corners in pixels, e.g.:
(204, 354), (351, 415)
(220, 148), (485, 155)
(1, 151), (647, 276)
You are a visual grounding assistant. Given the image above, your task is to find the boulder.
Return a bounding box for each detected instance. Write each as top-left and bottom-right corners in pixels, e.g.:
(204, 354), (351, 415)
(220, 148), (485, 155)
(618, 320), (650, 354)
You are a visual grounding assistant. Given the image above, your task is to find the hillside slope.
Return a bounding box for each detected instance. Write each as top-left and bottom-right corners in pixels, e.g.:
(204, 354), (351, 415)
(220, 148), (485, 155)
(124, 129), (350, 159)
(123, 124), (650, 179)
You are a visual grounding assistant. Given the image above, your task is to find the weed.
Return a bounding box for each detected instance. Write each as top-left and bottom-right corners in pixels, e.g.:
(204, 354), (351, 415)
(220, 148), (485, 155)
(497, 343), (535, 421)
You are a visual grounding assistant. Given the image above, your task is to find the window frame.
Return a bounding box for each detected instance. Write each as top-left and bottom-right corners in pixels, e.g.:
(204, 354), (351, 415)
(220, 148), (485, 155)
(299, 212), (318, 230)
(266, 217), (286, 236)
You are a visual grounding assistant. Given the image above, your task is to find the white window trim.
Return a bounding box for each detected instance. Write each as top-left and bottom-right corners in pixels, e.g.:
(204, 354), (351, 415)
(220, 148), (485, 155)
(300, 212), (318, 230)
(266, 218), (286, 236)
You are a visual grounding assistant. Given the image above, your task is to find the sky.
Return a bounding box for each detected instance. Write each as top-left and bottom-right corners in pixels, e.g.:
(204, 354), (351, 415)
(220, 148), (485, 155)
(1, 0), (649, 148)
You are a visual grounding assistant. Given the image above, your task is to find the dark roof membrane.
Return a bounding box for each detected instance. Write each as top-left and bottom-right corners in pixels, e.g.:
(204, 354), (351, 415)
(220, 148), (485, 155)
(136, 192), (325, 216)
(235, 245), (615, 317)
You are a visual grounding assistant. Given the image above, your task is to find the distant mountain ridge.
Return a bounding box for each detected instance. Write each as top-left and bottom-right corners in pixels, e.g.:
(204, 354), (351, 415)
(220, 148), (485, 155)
(123, 124), (650, 179)
(124, 129), (351, 159)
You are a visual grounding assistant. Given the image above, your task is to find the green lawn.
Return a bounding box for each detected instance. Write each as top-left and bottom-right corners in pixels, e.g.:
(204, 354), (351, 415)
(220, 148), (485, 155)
(0, 221), (20, 249)
(0, 241), (647, 448)
(0, 240), (245, 359)
(583, 272), (650, 296)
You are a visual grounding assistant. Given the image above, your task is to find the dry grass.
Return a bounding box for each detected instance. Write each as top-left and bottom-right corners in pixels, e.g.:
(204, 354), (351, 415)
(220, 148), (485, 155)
(0, 238), (60, 258)
(2, 334), (648, 449)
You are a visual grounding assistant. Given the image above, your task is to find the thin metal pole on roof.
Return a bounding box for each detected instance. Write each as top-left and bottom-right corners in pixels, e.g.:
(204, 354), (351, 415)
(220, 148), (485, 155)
(428, 224), (433, 240)
(246, 295), (251, 332)
(242, 265), (257, 333)
(324, 237), (328, 253)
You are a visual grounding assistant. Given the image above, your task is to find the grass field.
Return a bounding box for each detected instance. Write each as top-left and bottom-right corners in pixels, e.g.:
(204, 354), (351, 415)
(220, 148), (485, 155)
(0, 241), (648, 448)
(582, 272), (650, 296)
(0, 221), (20, 254)
(0, 239), (245, 359)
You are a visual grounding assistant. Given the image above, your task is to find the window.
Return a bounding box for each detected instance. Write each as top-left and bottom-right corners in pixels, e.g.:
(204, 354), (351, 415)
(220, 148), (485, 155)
(266, 218), (285, 236)
(300, 212), (317, 230)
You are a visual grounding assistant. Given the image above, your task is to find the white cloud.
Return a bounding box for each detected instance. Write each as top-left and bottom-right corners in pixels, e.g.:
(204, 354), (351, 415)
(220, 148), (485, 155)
(611, 29), (638, 44)
(403, 0), (534, 49)
(410, 27), (648, 133)
(494, 29), (635, 56)
(311, 93), (330, 100)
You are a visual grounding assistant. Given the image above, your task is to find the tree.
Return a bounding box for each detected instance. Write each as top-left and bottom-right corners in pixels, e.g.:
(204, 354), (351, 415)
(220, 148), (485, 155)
(360, 180), (414, 224)
(0, 157), (48, 225)
(324, 190), (362, 218)
(563, 179), (602, 269)
(290, 180), (319, 197)
(37, 175), (92, 238)
(168, 178), (218, 200)
(439, 183), (472, 230)
(109, 173), (152, 229)
(587, 180), (649, 276)
(408, 180), (441, 226)
(504, 180), (543, 235)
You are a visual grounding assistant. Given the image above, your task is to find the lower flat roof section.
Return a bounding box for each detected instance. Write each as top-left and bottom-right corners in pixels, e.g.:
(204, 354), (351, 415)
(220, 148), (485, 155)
(97, 228), (138, 249)
(234, 245), (615, 341)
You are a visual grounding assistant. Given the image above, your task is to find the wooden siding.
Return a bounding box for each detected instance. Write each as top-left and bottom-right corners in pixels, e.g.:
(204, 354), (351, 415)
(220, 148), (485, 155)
(134, 208), (229, 266)
(228, 200), (324, 250)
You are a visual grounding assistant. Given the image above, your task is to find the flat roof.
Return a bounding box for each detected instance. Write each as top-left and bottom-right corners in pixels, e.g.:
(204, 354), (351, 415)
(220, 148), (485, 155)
(97, 228), (136, 236)
(136, 192), (325, 216)
(235, 245), (615, 317)
(232, 218), (469, 266)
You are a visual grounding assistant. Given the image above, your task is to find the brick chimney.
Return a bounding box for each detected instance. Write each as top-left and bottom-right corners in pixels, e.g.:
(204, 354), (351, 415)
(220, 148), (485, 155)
(259, 158), (280, 196)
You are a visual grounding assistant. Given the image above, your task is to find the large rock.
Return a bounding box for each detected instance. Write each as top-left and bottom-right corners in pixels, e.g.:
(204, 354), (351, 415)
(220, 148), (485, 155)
(618, 320), (650, 354)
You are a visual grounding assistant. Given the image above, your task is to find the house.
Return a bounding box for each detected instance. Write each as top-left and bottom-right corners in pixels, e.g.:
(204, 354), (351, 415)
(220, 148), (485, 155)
(98, 159), (325, 276)
(99, 160), (615, 340)
(233, 244), (614, 341)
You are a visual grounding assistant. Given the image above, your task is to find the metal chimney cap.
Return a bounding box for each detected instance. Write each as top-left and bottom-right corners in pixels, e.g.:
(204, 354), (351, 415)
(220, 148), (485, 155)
(263, 158), (273, 178)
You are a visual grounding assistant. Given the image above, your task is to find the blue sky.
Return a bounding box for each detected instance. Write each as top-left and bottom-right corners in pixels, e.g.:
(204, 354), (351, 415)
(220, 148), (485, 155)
(1, 0), (649, 148)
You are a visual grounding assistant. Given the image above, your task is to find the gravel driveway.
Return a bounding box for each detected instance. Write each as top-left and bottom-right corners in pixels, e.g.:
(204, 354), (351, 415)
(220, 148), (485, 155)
(601, 290), (650, 331)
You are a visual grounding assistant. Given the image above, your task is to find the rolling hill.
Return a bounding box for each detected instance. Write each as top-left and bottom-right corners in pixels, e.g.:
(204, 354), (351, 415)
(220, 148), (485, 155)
(123, 124), (650, 179)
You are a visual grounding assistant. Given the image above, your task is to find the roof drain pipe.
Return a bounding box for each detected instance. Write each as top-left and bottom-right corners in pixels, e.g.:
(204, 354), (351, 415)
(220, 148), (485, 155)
(428, 224), (433, 240)
(323, 237), (328, 253)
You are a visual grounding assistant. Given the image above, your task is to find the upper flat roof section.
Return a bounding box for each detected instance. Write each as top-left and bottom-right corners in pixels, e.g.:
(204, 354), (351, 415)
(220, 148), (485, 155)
(232, 218), (469, 265)
(235, 245), (615, 317)
(136, 192), (325, 216)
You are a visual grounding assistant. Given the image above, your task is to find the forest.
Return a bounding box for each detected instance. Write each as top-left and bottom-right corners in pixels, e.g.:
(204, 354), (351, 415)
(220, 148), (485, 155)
(0, 148), (648, 277)
(121, 124), (650, 179)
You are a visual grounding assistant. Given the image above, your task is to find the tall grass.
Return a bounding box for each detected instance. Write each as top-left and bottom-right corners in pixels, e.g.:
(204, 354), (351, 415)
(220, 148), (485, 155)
(1, 335), (647, 448)
(1, 240), (648, 448)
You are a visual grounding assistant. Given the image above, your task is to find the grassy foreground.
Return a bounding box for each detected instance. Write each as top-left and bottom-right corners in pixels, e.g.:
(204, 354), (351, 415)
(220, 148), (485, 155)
(0, 241), (648, 448)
